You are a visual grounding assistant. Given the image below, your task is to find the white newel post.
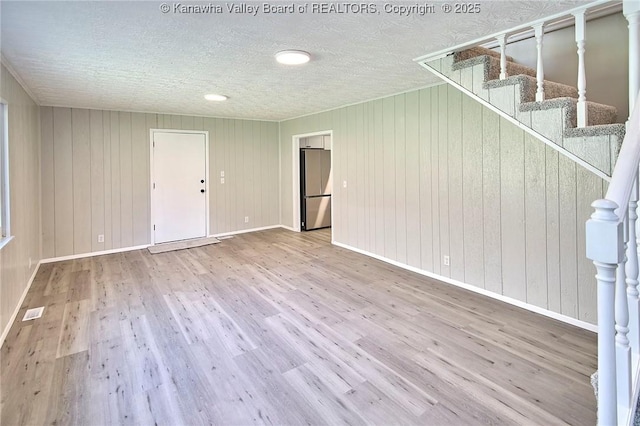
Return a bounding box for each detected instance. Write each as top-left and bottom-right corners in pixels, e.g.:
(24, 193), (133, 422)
(627, 175), (640, 368)
(573, 10), (588, 127)
(497, 34), (508, 80)
(534, 23), (545, 102)
(587, 199), (624, 426)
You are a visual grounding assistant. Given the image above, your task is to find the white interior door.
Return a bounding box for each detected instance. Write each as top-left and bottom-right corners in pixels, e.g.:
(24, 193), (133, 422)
(153, 131), (207, 244)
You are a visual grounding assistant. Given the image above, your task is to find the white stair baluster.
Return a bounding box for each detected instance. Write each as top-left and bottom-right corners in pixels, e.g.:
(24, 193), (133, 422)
(627, 174), (640, 369)
(574, 10), (588, 127)
(587, 199), (621, 426)
(534, 23), (545, 102)
(497, 34), (508, 80)
(616, 215), (632, 422)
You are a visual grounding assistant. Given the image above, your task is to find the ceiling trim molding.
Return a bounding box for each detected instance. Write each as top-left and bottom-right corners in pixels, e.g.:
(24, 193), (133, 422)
(37, 103), (281, 123)
(38, 81), (446, 123)
(281, 81), (446, 123)
(1, 54), (40, 105)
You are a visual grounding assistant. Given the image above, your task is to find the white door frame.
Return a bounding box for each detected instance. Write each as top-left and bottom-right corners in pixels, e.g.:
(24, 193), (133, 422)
(149, 129), (210, 245)
(292, 130), (333, 237)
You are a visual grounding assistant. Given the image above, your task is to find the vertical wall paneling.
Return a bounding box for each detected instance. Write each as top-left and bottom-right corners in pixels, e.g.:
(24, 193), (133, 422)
(192, 116), (203, 130)
(260, 121), (269, 229)
(89, 110), (105, 253)
(394, 95), (407, 265)
(207, 118), (221, 233)
(340, 108), (349, 244)
(524, 133), (548, 308)
(438, 84), (449, 277)
(559, 156), (579, 317)
(41, 107), (55, 258)
(347, 106), (358, 247)
(102, 111), (112, 249)
(252, 121), (261, 228)
(119, 112), (133, 247)
(405, 91), (421, 269)
(1, 65), (42, 338)
(363, 103), (371, 252)
(131, 113), (148, 246)
(366, 103), (375, 252)
(234, 119), (244, 231)
(41, 109), (279, 255)
(373, 100), (385, 254)
(430, 88), (441, 275)
(242, 120), (252, 230)
(482, 107), (502, 294)
(448, 86), (464, 281)
(53, 107), (74, 256)
(419, 89), (433, 272)
(356, 104), (366, 249)
(461, 95), (484, 288)
(181, 115), (194, 130)
(71, 108), (92, 255)
(109, 111), (121, 248)
(382, 98), (396, 259)
(545, 146), (561, 312)
(269, 121), (279, 226)
(499, 117), (526, 301)
(226, 119), (236, 232)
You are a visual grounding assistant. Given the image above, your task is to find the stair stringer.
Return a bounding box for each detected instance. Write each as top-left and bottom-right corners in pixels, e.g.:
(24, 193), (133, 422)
(420, 58), (613, 182)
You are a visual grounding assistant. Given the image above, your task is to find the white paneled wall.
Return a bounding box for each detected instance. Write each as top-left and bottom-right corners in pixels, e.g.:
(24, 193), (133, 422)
(280, 84), (605, 324)
(0, 65), (41, 337)
(40, 108), (279, 258)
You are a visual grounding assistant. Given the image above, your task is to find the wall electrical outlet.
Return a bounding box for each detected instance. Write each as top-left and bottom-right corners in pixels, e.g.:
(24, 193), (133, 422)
(220, 177), (225, 184)
(443, 255), (450, 266)
(343, 180), (347, 188)
(244, 216), (249, 223)
(220, 171), (225, 177)
(98, 234), (105, 243)
(28, 257), (32, 269)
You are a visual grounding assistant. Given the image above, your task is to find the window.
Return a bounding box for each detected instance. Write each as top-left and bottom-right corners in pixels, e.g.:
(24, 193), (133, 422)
(0, 102), (10, 241)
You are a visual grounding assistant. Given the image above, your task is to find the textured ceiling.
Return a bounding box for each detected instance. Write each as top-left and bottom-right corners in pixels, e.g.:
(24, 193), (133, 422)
(1, 0), (590, 120)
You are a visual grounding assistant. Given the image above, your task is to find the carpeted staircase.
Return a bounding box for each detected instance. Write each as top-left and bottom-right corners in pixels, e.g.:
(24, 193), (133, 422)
(423, 46), (626, 176)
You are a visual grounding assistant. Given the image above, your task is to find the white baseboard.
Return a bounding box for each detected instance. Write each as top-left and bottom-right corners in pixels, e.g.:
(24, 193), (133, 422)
(40, 226), (287, 264)
(332, 241), (597, 333)
(278, 225), (296, 232)
(0, 261), (41, 347)
(210, 225), (282, 238)
(40, 244), (150, 264)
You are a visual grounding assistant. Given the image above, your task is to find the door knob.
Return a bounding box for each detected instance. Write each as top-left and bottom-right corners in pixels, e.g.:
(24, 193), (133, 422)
(201, 189), (205, 193)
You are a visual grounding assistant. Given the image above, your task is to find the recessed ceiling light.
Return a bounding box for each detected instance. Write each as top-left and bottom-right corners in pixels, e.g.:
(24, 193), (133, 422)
(204, 94), (228, 101)
(275, 50), (311, 65)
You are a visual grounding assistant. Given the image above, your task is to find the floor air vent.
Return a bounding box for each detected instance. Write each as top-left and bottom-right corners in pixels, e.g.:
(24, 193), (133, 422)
(22, 307), (44, 321)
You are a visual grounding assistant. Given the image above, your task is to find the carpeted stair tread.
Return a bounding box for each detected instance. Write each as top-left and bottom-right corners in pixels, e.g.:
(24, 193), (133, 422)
(520, 97), (618, 127)
(453, 46), (514, 63)
(485, 74), (578, 102)
(452, 55), (536, 82)
(564, 123), (626, 139)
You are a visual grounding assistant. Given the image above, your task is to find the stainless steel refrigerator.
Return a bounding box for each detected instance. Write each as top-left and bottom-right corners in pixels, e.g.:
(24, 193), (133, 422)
(301, 149), (332, 231)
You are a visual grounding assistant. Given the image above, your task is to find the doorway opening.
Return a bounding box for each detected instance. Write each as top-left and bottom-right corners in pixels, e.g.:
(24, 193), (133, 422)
(292, 131), (333, 238)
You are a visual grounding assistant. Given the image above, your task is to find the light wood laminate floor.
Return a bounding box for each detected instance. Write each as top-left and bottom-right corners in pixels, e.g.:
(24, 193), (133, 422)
(1, 228), (596, 425)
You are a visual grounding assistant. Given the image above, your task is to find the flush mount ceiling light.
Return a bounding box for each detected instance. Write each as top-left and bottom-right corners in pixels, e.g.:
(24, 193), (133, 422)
(204, 94), (228, 101)
(275, 50), (311, 65)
